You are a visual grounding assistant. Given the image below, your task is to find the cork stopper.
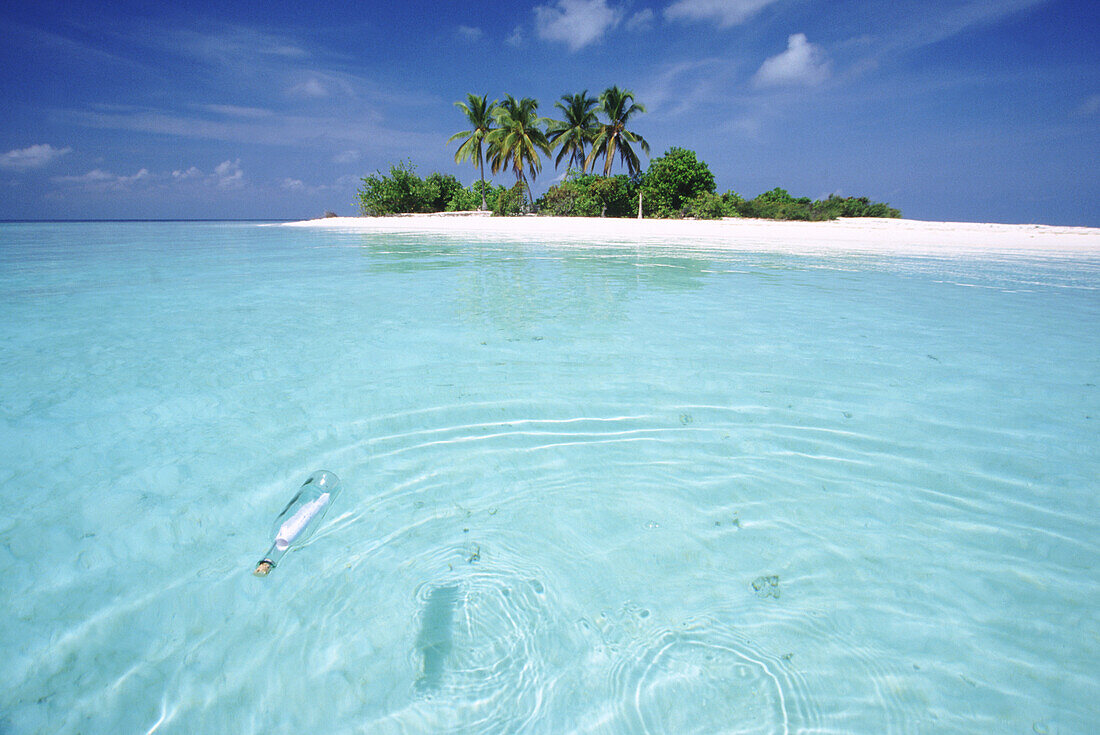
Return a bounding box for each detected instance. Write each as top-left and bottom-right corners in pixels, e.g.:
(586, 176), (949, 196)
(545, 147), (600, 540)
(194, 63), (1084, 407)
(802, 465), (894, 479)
(253, 560), (274, 577)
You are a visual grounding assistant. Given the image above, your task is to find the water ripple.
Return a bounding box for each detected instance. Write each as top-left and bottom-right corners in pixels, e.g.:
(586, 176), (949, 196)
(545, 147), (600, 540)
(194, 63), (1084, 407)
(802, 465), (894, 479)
(604, 621), (797, 734)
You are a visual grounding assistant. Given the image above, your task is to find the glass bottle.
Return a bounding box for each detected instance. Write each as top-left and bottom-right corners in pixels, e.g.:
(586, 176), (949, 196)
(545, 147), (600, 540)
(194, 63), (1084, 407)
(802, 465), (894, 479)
(254, 470), (341, 576)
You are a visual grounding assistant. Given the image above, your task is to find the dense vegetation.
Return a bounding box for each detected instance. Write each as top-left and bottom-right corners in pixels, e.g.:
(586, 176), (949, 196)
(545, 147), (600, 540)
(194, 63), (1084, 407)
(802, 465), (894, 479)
(357, 161), (503, 216)
(357, 161), (523, 216)
(356, 87), (900, 220)
(536, 173), (637, 218)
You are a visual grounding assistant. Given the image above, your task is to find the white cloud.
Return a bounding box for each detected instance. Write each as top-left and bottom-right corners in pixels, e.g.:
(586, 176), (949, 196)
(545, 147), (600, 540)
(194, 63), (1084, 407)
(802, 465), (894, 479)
(333, 150), (361, 164)
(171, 166), (203, 180)
(169, 163), (236, 188)
(276, 174), (360, 197)
(456, 25), (483, 41)
(506, 26), (525, 46)
(534, 0), (623, 51)
(213, 159), (245, 189)
(753, 33), (830, 88)
(47, 159), (363, 198)
(288, 78), (329, 98)
(0, 143), (72, 170)
(626, 8), (656, 31)
(54, 168), (150, 191)
(664, 0), (778, 28)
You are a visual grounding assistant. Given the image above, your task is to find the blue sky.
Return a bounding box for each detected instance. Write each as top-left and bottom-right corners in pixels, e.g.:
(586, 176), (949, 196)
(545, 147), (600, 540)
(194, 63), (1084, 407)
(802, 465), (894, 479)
(1, 0), (1097, 224)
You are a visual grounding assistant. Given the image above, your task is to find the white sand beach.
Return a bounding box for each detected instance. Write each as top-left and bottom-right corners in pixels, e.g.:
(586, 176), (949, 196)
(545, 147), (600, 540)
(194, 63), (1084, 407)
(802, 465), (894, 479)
(284, 214), (1100, 258)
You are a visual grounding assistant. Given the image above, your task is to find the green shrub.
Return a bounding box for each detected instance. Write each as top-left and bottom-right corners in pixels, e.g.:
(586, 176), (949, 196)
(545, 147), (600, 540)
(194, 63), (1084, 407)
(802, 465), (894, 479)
(735, 187), (831, 221)
(423, 172), (464, 212)
(681, 191), (741, 219)
(536, 179), (599, 216)
(357, 160), (434, 215)
(358, 163), (489, 215)
(640, 147), (716, 217)
(743, 188), (798, 219)
(586, 174), (638, 217)
(736, 191), (902, 221)
(720, 191), (744, 215)
(862, 201), (901, 218)
(815, 194), (901, 218)
(446, 180), (506, 211)
(493, 182), (527, 216)
(536, 172), (638, 217)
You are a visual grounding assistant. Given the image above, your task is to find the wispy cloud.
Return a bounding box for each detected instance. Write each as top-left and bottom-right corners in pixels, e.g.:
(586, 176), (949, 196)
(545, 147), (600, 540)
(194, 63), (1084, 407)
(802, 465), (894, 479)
(287, 78), (330, 98)
(664, 0), (779, 28)
(278, 174), (359, 196)
(456, 25), (483, 41)
(753, 33), (831, 88)
(167, 25), (311, 69)
(281, 177), (306, 191)
(626, 9), (656, 31)
(8, 22), (156, 74)
(88, 22), (433, 111)
(199, 104), (273, 118)
(874, 0), (1050, 56)
(534, 0), (623, 51)
(53, 168), (151, 192)
(636, 58), (736, 118)
(0, 143), (72, 170)
(64, 104), (436, 152)
(333, 149), (361, 164)
(53, 23), (444, 158)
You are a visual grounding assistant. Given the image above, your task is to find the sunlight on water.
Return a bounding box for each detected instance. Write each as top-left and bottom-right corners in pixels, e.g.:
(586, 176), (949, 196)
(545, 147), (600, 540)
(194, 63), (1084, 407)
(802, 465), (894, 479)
(0, 222), (1097, 733)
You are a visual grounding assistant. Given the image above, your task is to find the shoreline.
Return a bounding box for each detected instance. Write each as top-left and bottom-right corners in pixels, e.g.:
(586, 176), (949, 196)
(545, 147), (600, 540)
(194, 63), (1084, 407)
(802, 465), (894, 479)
(283, 215), (1100, 257)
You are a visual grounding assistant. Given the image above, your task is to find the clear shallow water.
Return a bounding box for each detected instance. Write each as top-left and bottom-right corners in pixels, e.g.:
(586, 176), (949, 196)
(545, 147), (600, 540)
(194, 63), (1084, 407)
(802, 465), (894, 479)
(0, 221), (1097, 734)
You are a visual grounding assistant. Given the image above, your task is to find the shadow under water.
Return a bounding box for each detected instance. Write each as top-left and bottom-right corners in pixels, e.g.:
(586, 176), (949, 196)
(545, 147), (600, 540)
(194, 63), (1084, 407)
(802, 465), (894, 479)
(415, 585), (461, 692)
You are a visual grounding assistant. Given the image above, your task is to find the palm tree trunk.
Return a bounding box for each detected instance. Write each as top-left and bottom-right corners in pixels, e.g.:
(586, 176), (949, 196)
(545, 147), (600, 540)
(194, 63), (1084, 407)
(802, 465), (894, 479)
(478, 147), (487, 211)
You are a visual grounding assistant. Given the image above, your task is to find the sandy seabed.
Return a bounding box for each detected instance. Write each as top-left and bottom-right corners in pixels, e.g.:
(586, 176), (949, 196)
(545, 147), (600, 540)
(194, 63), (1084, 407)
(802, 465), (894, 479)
(283, 214), (1100, 258)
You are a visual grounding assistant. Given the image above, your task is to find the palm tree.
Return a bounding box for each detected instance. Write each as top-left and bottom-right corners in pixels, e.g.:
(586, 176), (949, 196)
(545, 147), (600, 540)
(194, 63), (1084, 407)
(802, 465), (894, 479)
(447, 93), (497, 210)
(586, 86), (651, 177)
(547, 91), (599, 173)
(486, 95), (551, 198)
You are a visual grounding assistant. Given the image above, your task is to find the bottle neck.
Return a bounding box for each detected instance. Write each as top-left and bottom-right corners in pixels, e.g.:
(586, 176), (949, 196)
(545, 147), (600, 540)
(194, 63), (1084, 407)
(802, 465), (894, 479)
(253, 542), (288, 577)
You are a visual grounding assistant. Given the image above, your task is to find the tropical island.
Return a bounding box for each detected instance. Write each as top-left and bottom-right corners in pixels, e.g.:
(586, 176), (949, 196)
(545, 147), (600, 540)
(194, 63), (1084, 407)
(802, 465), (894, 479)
(355, 87), (901, 221)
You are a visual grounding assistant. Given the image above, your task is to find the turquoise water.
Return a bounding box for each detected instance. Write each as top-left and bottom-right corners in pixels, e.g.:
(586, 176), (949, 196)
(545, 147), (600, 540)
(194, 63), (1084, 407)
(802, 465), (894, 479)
(1, 221), (1097, 734)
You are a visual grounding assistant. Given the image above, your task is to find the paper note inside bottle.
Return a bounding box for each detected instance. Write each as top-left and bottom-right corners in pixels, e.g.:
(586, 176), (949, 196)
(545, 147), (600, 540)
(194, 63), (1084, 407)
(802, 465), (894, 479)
(275, 492), (331, 550)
